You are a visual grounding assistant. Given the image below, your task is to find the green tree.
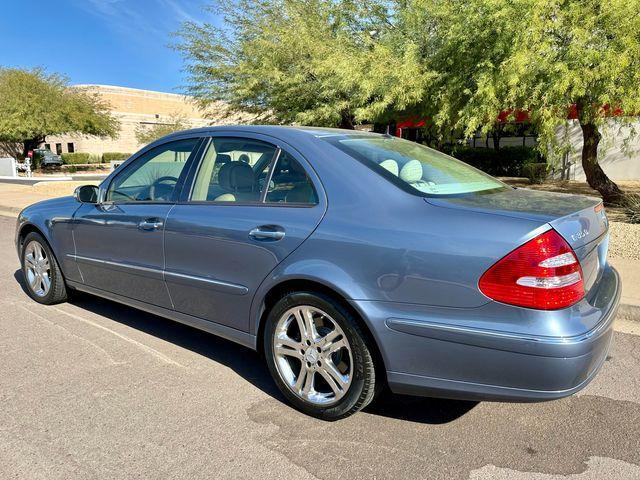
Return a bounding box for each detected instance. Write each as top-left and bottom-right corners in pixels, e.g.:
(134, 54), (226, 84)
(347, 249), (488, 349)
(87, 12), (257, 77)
(0, 68), (119, 159)
(175, 0), (425, 129)
(135, 114), (190, 145)
(393, 0), (640, 204)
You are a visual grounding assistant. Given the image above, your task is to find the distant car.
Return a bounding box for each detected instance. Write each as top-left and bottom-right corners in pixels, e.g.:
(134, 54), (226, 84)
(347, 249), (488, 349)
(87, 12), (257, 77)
(33, 148), (62, 167)
(15, 126), (620, 420)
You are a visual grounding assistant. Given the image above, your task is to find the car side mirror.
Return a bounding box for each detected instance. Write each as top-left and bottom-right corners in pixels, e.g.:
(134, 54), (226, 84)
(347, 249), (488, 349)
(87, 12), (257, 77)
(74, 185), (99, 204)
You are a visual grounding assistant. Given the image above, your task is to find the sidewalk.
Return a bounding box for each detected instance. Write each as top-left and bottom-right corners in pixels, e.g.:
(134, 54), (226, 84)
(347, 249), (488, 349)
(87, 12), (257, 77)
(610, 258), (640, 307)
(0, 181), (94, 216)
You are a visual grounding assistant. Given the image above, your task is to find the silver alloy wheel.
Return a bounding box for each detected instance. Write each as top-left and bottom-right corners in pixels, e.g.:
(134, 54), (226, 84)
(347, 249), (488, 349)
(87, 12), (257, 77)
(273, 306), (353, 406)
(24, 240), (51, 298)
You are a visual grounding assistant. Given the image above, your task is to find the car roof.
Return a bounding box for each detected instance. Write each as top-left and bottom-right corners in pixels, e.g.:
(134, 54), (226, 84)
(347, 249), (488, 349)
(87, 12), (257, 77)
(161, 124), (383, 142)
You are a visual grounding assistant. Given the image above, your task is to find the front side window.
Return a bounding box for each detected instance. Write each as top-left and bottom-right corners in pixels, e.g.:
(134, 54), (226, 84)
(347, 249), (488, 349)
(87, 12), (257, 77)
(106, 138), (199, 202)
(323, 135), (507, 196)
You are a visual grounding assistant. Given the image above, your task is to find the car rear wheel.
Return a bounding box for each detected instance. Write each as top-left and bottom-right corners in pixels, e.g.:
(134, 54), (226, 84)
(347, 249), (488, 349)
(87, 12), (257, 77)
(264, 291), (377, 420)
(21, 232), (68, 305)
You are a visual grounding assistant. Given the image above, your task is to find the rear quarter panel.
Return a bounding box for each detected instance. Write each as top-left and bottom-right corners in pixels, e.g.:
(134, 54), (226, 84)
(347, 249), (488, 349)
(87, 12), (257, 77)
(249, 136), (552, 334)
(258, 198), (549, 307)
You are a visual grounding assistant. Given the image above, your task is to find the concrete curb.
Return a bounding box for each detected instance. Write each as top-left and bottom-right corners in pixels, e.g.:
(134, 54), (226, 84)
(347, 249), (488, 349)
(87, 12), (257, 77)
(0, 176), (73, 185)
(0, 206), (21, 216)
(0, 174), (107, 185)
(617, 303), (640, 321)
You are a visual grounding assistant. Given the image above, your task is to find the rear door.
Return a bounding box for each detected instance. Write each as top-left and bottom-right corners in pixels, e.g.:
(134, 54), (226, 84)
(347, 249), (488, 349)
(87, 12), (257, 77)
(163, 134), (326, 332)
(72, 137), (202, 308)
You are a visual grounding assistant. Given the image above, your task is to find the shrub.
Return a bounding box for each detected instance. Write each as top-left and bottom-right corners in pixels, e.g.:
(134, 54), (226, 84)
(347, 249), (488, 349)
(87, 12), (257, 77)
(102, 152), (131, 163)
(30, 153), (42, 170)
(522, 162), (548, 184)
(61, 152), (91, 164)
(61, 163), (100, 172)
(443, 146), (541, 177)
(625, 194), (640, 224)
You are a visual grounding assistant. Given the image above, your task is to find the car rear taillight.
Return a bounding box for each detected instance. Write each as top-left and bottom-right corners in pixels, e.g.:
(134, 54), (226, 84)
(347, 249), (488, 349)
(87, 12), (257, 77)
(479, 229), (584, 310)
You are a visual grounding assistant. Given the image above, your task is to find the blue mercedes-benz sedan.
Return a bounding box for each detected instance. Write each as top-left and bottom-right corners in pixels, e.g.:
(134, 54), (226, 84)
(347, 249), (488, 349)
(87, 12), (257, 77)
(15, 126), (620, 419)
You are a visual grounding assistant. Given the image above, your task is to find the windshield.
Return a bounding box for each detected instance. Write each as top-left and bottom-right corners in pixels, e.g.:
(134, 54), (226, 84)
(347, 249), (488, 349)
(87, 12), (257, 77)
(323, 135), (507, 196)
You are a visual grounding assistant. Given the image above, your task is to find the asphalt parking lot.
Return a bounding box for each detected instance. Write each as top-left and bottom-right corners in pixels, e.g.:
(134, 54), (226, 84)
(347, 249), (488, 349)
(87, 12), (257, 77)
(1, 215), (639, 480)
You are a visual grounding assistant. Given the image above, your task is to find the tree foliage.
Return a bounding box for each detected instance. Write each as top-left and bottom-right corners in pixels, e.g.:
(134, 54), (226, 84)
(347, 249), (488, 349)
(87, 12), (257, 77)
(135, 114), (190, 145)
(0, 68), (119, 158)
(175, 0), (427, 128)
(396, 0), (640, 203)
(178, 0), (640, 204)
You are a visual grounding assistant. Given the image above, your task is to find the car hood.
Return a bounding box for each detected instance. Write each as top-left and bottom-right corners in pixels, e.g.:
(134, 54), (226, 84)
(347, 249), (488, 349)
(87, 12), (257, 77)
(22, 195), (76, 212)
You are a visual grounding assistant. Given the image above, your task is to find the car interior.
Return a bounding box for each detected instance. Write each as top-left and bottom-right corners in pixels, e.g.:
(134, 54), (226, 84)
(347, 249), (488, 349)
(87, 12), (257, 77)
(106, 137), (319, 205)
(192, 139), (318, 204)
(107, 138), (198, 202)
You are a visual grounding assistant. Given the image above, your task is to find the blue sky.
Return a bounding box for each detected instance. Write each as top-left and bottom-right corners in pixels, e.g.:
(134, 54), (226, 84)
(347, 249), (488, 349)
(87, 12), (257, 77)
(0, 0), (219, 93)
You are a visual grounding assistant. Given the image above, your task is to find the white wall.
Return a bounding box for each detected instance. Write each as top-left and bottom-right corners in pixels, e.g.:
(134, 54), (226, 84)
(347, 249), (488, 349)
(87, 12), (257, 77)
(557, 120), (640, 181)
(0, 158), (16, 177)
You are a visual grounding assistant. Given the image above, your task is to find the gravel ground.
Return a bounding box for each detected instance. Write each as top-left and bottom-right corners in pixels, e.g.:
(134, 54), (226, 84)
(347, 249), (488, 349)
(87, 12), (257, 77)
(608, 221), (640, 260)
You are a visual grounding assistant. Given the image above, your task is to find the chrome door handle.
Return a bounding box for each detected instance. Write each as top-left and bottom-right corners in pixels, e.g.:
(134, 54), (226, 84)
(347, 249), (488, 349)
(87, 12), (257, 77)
(138, 218), (163, 230)
(249, 226), (285, 241)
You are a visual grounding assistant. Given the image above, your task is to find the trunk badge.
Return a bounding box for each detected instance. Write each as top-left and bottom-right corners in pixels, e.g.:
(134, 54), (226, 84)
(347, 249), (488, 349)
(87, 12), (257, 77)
(571, 229), (589, 241)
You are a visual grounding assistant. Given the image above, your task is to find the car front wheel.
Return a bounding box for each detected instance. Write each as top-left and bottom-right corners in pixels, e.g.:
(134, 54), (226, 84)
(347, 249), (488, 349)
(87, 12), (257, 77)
(20, 232), (68, 305)
(264, 291), (377, 420)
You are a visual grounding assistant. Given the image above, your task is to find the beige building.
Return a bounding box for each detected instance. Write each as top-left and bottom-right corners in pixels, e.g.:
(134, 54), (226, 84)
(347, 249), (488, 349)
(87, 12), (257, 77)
(42, 85), (249, 156)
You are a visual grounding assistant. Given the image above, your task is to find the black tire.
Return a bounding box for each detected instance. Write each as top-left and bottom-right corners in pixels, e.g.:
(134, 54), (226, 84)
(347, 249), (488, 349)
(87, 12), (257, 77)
(264, 291), (377, 420)
(20, 232), (68, 305)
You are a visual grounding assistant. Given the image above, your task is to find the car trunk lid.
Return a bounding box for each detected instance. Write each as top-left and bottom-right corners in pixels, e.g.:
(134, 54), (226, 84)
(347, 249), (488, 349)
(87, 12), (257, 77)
(427, 187), (610, 296)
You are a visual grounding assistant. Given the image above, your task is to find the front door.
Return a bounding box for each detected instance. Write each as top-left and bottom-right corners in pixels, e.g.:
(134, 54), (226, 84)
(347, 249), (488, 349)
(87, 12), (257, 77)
(72, 137), (201, 308)
(164, 136), (325, 331)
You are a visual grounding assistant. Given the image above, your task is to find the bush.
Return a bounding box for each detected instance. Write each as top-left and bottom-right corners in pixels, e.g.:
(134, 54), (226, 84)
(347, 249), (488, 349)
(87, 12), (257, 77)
(30, 152), (43, 170)
(102, 152), (131, 163)
(61, 152), (91, 164)
(444, 146), (541, 177)
(625, 194), (640, 224)
(522, 162), (549, 184)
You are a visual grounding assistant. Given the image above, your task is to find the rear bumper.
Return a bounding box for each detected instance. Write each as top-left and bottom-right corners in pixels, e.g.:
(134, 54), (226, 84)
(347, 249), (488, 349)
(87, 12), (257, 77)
(352, 265), (621, 402)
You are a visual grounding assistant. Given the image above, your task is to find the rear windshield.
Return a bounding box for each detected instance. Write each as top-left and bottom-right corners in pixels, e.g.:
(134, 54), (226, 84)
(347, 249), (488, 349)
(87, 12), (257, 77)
(323, 135), (507, 197)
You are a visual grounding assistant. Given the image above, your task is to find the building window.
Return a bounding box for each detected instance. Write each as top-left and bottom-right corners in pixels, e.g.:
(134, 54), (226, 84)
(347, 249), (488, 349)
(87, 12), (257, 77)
(67, 143), (75, 153)
(55, 143), (62, 155)
(44, 143), (51, 150)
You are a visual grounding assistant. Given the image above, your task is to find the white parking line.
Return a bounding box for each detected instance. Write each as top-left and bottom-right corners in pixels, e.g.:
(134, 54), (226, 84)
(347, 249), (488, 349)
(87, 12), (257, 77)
(50, 305), (185, 368)
(16, 303), (121, 366)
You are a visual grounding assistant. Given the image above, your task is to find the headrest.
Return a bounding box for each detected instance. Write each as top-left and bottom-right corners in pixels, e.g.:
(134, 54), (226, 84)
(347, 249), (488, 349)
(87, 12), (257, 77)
(216, 153), (232, 164)
(379, 159), (399, 176)
(218, 161), (255, 192)
(400, 159), (423, 183)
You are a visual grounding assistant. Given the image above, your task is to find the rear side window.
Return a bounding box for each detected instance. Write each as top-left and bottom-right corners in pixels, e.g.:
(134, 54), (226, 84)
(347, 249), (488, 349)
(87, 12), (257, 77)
(191, 137), (277, 203)
(264, 151), (318, 205)
(323, 135), (506, 196)
(191, 137), (318, 205)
